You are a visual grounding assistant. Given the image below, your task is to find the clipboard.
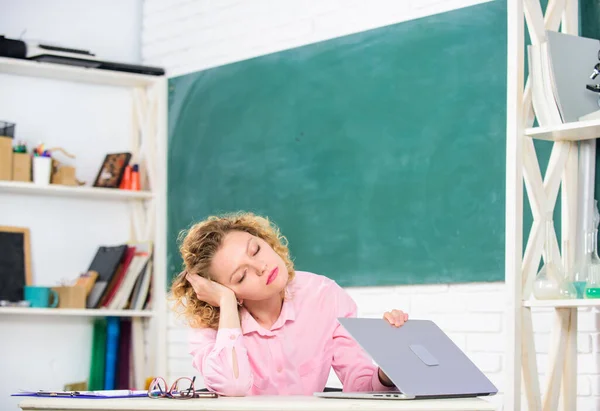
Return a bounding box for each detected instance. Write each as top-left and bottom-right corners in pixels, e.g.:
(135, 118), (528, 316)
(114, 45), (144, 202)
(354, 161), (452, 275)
(12, 389), (148, 399)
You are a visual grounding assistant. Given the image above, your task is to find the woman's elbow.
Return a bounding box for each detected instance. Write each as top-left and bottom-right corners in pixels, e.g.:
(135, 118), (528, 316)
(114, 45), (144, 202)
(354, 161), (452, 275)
(195, 347), (252, 396)
(203, 375), (252, 397)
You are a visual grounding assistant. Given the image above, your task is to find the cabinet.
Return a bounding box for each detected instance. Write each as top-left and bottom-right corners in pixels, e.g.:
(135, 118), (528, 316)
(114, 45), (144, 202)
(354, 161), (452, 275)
(0, 56), (167, 402)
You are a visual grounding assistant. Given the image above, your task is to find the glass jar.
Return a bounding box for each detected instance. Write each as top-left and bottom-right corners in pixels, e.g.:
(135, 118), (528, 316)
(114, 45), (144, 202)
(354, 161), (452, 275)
(533, 216), (563, 300)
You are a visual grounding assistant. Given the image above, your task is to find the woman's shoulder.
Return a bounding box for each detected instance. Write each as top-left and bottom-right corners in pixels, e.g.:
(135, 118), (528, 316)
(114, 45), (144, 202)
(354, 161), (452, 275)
(289, 271), (343, 299)
(291, 270), (337, 288)
(289, 271), (352, 318)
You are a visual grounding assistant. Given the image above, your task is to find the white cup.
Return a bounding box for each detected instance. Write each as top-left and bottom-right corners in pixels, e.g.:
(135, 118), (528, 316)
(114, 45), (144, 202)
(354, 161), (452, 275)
(33, 156), (52, 185)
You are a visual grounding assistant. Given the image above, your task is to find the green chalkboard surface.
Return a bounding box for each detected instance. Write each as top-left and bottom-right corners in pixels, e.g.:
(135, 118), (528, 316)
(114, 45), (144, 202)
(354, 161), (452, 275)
(167, 1), (509, 287)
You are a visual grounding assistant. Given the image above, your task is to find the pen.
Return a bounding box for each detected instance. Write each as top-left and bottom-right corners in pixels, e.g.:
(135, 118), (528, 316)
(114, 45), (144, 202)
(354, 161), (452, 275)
(37, 391), (79, 397)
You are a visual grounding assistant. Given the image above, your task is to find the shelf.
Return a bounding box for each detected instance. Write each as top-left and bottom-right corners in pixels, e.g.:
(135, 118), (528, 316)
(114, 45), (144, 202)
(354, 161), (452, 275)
(522, 299), (600, 308)
(0, 307), (154, 317)
(0, 181), (153, 201)
(0, 57), (161, 88)
(525, 118), (600, 141)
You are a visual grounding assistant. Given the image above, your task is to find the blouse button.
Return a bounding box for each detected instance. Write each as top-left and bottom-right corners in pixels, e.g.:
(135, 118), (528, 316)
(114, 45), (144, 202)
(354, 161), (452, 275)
(277, 365), (283, 373)
(229, 335), (236, 340)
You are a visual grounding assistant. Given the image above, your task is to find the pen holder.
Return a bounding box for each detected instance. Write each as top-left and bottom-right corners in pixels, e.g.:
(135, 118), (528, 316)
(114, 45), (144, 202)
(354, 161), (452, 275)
(52, 286), (86, 309)
(33, 156), (52, 185)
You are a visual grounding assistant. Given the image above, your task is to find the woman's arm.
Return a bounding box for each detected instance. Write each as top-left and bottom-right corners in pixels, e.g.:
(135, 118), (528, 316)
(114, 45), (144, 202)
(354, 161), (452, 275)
(328, 282), (399, 392)
(217, 294), (245, 381)
(187, 276), (252, 397)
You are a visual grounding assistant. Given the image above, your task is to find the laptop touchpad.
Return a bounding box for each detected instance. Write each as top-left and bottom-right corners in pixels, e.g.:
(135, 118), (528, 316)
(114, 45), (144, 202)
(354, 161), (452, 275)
(409, 344), (439, 366)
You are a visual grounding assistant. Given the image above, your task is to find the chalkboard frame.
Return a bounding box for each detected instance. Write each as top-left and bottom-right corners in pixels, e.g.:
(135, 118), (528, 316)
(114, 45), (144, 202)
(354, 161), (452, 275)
(0, 226), (32, 301)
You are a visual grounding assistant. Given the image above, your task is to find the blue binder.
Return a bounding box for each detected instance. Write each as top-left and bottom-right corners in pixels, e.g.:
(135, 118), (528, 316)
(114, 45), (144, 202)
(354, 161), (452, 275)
(104, 317), (121, 390)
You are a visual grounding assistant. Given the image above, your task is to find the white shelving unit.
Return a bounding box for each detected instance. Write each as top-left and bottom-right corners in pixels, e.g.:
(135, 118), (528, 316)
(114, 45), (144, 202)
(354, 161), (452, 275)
(0, 57), (168, 387)
(522, 299), (600, 308)
(0, 57), (157, 87)
(505, 0), (598, 410)
(0, 307), (154, 318)
(0, 180), (154, 201)
(525, 118), (600, 141)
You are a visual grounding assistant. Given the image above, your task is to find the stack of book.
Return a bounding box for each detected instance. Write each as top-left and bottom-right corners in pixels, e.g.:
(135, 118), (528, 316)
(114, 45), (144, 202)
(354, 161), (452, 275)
(85, 242), (153, 311)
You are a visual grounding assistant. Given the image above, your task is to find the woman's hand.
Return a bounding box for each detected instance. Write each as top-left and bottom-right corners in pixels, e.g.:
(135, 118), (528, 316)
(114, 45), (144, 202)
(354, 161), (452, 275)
(383, 309), (408, 327)
(378, 309), (409, 387)
(185, 272), (236, 307)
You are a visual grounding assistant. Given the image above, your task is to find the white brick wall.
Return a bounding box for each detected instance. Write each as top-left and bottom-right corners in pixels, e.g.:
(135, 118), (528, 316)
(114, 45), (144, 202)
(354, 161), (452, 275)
(142, 1), (600, 409)
(142, 0), (492, 77)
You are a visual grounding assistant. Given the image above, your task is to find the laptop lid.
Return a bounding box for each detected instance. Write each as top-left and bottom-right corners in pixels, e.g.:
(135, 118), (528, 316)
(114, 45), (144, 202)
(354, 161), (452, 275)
(338, 318), (498, 397)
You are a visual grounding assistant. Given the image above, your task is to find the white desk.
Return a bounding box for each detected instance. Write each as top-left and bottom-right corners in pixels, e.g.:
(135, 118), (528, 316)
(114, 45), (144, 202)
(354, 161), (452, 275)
(18, 396), (497, 411)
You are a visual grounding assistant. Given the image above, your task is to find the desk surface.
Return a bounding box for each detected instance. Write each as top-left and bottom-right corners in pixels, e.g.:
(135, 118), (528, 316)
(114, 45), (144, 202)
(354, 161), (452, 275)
(18, 396), (497, 411)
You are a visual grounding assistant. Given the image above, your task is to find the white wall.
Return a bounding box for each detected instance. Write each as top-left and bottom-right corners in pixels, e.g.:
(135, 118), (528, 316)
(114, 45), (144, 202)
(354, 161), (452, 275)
(142, 1), (600, 410)
(0, 2), (142, 411)
(0, 0), (142, 63)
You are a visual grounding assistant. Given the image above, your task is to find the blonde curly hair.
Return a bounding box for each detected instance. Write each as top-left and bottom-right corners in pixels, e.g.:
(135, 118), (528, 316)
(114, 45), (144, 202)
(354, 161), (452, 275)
(170, 212), (295, 329)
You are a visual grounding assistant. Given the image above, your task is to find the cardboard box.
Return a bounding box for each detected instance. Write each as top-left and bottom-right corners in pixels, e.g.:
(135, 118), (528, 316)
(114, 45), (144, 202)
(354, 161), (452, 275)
(0, 136), (12, 181)
(51, 163), (77, 186)
(52, 286), (87, 309)
(12, 152), (31, 182)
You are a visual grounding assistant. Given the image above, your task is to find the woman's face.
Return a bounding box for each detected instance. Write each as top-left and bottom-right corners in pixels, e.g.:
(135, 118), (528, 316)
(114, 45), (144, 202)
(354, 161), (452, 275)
(209, 230), (289, 301)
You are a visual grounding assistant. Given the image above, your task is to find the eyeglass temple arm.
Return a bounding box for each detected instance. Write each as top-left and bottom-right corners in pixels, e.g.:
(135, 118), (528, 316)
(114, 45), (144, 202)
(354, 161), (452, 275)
(187, 376), (196, 394)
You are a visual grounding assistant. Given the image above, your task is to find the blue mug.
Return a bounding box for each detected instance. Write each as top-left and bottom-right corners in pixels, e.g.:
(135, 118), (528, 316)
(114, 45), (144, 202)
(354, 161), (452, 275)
(24, 286), (59, 308)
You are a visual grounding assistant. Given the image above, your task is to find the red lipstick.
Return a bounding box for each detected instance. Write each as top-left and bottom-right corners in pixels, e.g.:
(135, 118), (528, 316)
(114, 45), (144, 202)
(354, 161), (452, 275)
(266, 267), (279, 285)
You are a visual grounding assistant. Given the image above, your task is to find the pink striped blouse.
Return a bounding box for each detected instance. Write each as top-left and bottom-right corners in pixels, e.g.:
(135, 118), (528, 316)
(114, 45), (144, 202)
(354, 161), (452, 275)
(188, 271), (394, 396)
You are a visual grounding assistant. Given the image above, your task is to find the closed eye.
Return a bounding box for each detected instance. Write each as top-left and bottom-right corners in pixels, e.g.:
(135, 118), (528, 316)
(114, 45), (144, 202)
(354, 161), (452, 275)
(237, 242), (260, 283)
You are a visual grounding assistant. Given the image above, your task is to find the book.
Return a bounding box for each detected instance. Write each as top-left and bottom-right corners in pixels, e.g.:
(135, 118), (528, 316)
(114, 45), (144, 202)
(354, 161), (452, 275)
(116, 319), (132, 389)
(107, 242), (152, 310)
(131, 260), (152, 310)
(86, 245), (128, 308)
(88, 319), (107, 391)
(99, 246), (136, 308)
(104, 317), (121, 390)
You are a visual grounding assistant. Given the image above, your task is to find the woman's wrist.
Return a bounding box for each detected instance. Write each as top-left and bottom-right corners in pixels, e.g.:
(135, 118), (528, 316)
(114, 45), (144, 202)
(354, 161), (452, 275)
(218, 293), (241, 330)
(219, 291), (237, 307)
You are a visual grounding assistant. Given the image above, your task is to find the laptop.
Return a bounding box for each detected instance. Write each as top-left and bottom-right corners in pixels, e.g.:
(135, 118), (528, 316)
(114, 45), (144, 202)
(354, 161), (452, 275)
(314, 318), (497, 400)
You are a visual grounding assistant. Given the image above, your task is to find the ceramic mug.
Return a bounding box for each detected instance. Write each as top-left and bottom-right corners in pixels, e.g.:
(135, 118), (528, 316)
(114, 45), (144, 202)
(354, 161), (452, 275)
(24, 286), (59, 308)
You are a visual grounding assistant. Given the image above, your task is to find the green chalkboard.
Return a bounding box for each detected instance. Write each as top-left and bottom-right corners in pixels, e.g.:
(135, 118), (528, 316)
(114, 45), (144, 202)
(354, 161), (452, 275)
(167, 1), (510, 287)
